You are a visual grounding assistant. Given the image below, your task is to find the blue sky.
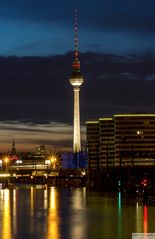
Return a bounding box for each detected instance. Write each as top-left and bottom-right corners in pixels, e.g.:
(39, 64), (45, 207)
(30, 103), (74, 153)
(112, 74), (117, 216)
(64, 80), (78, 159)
(0, 0), (155, 56)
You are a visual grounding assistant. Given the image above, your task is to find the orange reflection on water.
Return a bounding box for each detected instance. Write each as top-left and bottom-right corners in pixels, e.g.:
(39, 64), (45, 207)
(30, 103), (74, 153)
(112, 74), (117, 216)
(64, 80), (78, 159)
(44, 188), (48, 209)
(46, 187), (60, 239)
(30, 186), (34, 217)
(1, 189), (12, 239)
(143, 204), (148, 233)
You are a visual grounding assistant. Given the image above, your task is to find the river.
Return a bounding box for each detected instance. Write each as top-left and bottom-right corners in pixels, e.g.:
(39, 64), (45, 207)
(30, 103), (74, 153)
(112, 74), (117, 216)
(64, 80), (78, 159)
(0, 185), (155, 239)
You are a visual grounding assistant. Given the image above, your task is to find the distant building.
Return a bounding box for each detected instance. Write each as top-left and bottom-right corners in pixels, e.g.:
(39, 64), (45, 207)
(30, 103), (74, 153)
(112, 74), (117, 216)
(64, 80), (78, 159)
(9, 145), (62, 171)
(34, 145), (47, 156)
(11, 139), (16, 155)
(86, 113), (155, 169)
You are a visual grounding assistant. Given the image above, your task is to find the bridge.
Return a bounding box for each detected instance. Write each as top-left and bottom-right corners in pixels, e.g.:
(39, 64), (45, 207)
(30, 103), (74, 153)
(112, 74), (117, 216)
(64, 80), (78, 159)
(0, 168), (87, 187)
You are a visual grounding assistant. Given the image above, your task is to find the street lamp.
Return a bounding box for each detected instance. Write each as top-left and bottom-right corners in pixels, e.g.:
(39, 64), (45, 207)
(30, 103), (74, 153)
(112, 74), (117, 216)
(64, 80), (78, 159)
(45, 156), (57, 170)
(2, 156), (10, 187)
(4, 157), (9, 174)
(50, 156), (57, 170)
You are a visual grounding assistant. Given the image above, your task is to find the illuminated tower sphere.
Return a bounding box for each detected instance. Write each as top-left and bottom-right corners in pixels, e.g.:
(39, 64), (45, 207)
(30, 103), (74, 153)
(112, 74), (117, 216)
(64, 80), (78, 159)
(69, 10), (84, 153)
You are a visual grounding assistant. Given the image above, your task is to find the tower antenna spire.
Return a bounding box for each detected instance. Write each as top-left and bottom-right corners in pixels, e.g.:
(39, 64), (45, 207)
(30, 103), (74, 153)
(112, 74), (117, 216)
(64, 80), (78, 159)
(74, 9), (78, 60)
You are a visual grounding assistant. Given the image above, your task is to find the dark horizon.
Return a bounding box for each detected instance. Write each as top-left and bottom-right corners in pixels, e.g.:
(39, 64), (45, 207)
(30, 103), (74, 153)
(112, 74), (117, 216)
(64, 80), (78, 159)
(0, 52), (155, 151)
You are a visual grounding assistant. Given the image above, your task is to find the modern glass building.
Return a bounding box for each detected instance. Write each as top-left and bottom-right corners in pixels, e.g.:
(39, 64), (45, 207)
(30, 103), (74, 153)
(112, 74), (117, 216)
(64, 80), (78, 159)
(86, 121), (99, 169)
(86, 113), (155, 169)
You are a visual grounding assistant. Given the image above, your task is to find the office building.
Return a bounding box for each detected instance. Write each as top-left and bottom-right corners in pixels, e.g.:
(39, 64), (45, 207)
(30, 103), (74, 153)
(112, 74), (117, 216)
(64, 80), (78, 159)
(86, 113), (155, 169)
(86, 121), (99, 169)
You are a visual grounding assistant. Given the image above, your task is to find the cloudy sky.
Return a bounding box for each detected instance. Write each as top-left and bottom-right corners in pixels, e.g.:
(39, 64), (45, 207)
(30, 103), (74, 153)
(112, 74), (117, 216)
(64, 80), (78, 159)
(0, 0), (155, 56)
(0, 0), (155, 152)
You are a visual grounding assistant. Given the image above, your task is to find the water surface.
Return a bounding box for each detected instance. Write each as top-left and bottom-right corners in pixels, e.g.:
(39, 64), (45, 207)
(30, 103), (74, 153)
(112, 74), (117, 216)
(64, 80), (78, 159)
(0, 185), (155, 239)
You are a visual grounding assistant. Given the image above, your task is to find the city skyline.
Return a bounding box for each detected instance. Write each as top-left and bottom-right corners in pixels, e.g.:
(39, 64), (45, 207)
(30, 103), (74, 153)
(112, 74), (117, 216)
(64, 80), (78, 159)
(0, 1), (155, 151)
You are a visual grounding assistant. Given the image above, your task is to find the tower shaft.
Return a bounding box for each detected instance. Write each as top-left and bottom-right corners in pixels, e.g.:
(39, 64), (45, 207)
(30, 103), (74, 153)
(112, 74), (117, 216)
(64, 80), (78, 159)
(73, 87), (81, 153)
(69, 10), (84, 154)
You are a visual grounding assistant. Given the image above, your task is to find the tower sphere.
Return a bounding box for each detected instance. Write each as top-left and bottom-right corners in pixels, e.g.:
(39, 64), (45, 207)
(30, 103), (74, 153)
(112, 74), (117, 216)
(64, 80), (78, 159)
(69, 72), (84, 87)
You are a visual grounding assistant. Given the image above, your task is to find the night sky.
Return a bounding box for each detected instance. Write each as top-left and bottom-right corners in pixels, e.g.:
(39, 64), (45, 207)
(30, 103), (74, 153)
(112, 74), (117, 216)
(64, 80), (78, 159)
(0, 0), (155, 152)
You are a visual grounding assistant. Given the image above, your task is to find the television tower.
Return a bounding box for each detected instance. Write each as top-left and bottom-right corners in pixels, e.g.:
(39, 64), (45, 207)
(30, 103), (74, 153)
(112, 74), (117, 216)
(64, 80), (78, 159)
(69, 10), (84, 153)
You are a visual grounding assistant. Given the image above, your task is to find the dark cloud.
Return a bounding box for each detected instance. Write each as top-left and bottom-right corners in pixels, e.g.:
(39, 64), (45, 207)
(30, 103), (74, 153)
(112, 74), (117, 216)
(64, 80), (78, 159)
(0, 52), (155, 151)
(0, 120), (78, 152)
(0, 52), (155, 124)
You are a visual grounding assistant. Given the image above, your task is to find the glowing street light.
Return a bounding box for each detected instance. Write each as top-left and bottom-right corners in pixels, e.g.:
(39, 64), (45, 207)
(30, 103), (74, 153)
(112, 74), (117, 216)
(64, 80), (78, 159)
(50, 156), (57, 170)
(47, 152), (60, 171)
(3, 156), (10, 174)
(4, 157), (9, 164)
(50, 156), (56, 163)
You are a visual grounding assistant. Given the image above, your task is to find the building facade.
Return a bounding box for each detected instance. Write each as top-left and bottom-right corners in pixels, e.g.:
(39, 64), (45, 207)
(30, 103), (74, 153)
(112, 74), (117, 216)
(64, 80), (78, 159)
(99, 118), (115, 167)
(86, 114), (155, 169)
(86, 121), (99, 169)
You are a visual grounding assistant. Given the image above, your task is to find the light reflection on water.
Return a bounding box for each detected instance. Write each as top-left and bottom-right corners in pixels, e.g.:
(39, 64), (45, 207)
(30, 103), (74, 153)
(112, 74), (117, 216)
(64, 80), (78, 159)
(70, 188), (87, 239)
(0, 185), (155, 239)
(12, 189), (17, 236)
(46, 187), (60, 239)
(117, 192), (122, 238)
(1, 189), (12, 239)
(136, 202), (143, 232)
(30, 186), (34, 217)
(143, 205), (148, 233)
